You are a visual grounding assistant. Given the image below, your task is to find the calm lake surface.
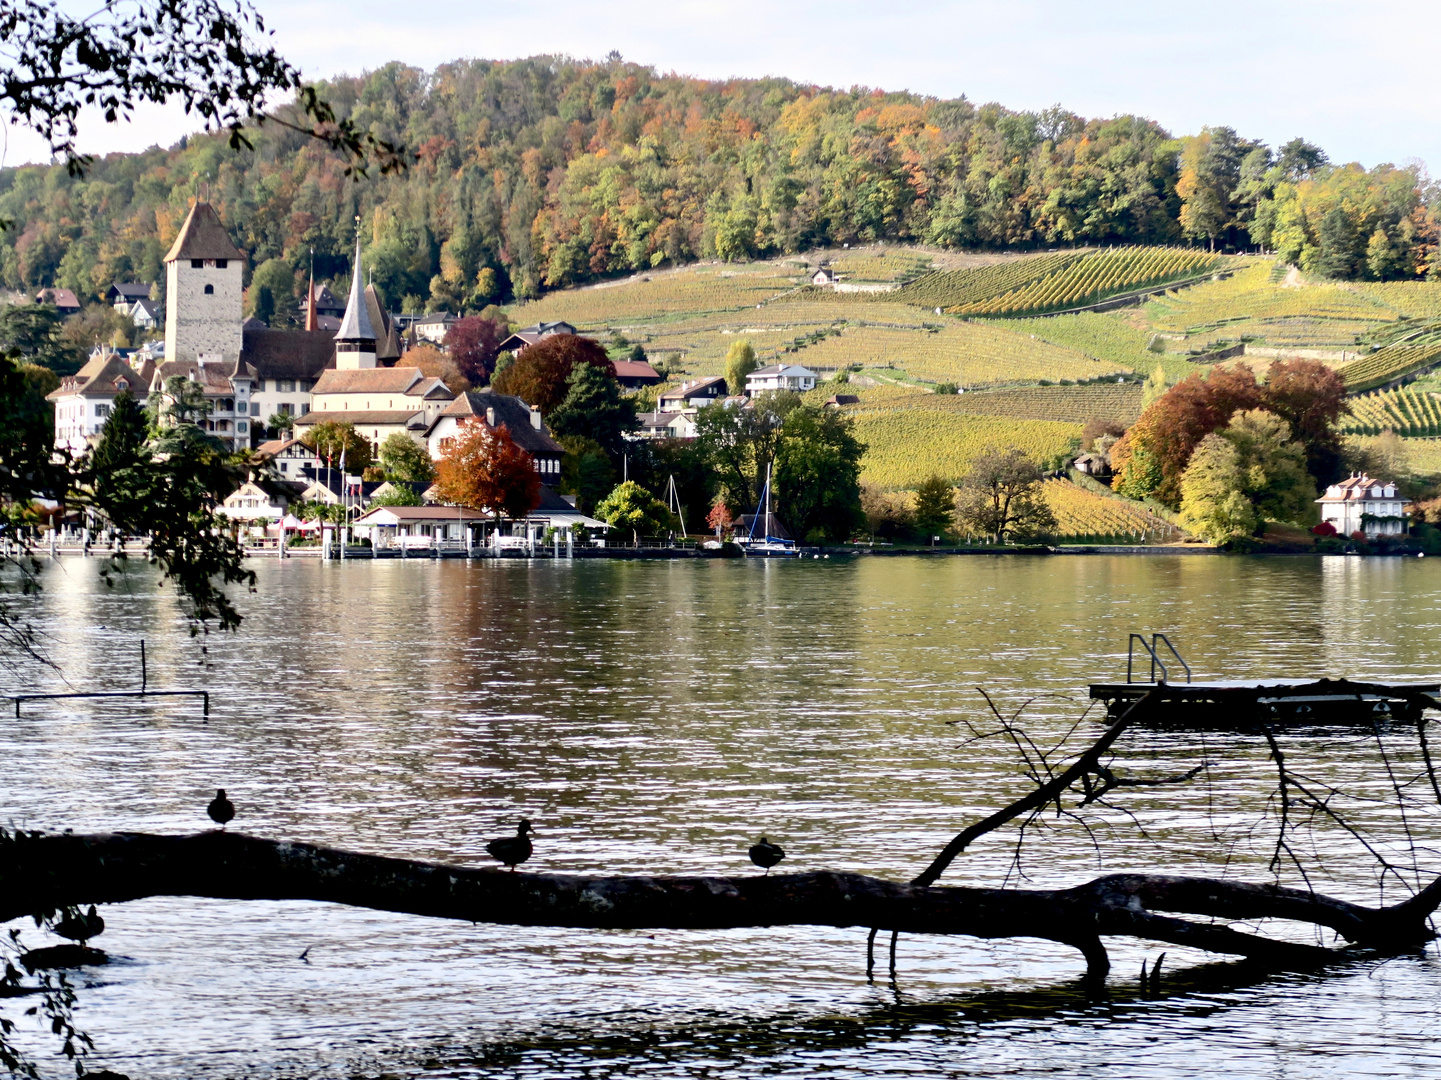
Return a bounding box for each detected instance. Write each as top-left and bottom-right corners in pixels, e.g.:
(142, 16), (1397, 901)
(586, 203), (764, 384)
(6, 554), (1441, 1078)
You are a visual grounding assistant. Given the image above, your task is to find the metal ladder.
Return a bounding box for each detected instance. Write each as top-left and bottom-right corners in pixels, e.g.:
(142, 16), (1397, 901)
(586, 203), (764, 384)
(1127, 633), (1192, 684)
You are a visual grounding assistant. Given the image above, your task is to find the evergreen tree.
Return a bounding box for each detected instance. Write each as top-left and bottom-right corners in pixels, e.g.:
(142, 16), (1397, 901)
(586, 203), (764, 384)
(546, 361), (638, 458)
(1316, 207), (1359, 279)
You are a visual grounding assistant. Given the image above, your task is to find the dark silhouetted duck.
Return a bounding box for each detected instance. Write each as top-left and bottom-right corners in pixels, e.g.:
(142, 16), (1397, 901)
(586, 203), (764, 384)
(748, 836), (785, 874)
(207, 789), (235, 829)
(486, 819), (535, 871)
(54, 905), (105, 946)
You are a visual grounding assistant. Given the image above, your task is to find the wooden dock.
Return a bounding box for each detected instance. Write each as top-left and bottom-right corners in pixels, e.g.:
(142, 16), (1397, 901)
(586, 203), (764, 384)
(1090, 677), (1441, 726)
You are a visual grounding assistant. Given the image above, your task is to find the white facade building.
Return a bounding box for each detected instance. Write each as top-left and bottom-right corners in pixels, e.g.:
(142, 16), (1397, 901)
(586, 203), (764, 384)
(1316, 474), (1408, 538)
(47, 354), (150, 456)
(745, 364), (817, 395)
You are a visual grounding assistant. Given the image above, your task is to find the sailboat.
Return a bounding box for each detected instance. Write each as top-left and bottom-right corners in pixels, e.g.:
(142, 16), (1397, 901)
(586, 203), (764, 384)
(739, 464), (798, 556)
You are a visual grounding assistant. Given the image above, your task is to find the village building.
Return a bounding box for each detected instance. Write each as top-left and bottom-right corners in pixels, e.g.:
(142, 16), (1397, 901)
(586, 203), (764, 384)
(657, 376), (728, 412)
(611, 358), (663, 388)
(107, 282), (153, 308)
(294, 366), (453, 452)
(413, 311), (458, 344)
(745, 364), (818, 395)
(255, 436), (323, 479)
(1316, 474), (1409, 539)
(46, 353), (152, 456)
(299, 283), (346, 330)
(633, 411), (699, 440)
(426, 389), (563, 479)
(35, 287), (81, 314)
(823, 393), (859, 408)
(810, 267), (839, 287)
(149, 356), (258, 452)
(128, 298), (162, 331)
(498, 321), (576, 354)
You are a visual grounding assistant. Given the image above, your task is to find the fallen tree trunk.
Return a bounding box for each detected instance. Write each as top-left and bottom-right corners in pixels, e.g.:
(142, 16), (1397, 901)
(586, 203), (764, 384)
(3, 831), (1437, 980)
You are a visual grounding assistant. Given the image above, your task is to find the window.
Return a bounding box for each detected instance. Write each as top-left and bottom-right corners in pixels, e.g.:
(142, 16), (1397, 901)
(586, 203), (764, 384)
(215, 259), (228, 269)
(279, 379), (295, 392)
(237, 421), (248, 433)
(94, 403), (110, 417)
(278, 403), (293, 416)
(191, 259), (204, 269)
(251, 402), (260, 416)
(204, 284), (214, 295)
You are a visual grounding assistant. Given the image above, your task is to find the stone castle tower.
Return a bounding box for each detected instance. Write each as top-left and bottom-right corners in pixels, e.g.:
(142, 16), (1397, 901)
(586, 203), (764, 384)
(163, 201), (245, 363)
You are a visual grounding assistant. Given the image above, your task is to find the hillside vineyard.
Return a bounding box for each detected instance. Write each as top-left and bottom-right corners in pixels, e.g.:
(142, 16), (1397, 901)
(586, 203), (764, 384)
(0, 55), (1433, 311)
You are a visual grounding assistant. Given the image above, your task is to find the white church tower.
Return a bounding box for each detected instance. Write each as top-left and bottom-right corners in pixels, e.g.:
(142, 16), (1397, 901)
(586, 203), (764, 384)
(162, 201), (245, 363)
(334, 237), (377, 370)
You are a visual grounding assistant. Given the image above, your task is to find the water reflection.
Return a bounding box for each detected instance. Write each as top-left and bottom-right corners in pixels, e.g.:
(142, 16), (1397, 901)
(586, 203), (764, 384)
(4, 555), (1441, 1077)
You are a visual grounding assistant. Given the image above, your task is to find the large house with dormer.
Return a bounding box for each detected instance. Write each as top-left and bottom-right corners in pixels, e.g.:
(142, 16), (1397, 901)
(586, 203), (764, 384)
(1316, 474), (1409, 539)
(47, 353), (152, 456)
(426, 389), (564, 481)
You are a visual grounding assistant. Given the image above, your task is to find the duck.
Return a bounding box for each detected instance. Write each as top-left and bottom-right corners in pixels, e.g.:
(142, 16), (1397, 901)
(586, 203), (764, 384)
(748, 836), (785, 875)
(53, 905), (105, 946)
(207, 789), (235, 829)
(486, 819), (536, 871)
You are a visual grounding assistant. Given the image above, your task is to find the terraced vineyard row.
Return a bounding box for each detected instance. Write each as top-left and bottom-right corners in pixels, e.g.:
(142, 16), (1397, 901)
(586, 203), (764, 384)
(511, 261), (804, 327)
(896, 251), (1082, 309)
(791, 322), (1127, 387)
(850, 410), (1080, 489)
(872, 383), (1145, 426)
(1041, 480), (1182, 541)
(1336, 335), (1441, 392)
(958, 247), (1223, 317)
(1342, 388), (1441, 436)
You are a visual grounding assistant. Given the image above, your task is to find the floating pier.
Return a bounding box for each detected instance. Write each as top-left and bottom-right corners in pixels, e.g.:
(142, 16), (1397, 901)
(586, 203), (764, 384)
(1089, 634), (1441, 726)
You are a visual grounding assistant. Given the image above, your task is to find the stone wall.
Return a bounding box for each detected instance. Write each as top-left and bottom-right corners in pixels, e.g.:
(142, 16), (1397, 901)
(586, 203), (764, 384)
(165, 259), (243, 362)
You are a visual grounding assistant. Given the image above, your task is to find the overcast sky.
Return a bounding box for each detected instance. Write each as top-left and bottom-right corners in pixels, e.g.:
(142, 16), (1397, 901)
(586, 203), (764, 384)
(4, 0), (1436, 173)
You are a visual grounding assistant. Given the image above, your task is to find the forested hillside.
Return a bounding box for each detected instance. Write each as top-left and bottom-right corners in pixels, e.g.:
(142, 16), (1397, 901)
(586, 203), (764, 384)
(0, 55), (1434, 318)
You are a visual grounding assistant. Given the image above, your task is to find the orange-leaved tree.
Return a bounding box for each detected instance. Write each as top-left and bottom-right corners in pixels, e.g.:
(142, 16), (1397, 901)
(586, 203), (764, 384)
(433, 419), (542, 522)
(491, 334), (611, 414)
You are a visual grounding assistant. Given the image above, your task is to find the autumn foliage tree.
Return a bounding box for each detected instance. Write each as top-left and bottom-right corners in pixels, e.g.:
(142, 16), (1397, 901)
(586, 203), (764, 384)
(444, 316), (508, 386)
(490, 335), (611, 414)
(1112, 359), (1347, 507)
(432, 419), (541, 522)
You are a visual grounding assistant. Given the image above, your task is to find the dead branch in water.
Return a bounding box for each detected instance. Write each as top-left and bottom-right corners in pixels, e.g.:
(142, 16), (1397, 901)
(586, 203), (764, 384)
(2, 829), (1439, 981)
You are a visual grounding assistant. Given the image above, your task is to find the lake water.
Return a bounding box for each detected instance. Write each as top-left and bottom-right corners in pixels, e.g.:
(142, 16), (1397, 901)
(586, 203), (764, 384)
(5, 554), (1441, 1078)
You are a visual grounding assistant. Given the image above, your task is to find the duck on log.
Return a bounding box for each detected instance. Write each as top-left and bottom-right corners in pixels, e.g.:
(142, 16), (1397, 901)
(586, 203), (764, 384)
(4, 690), (1441, 983)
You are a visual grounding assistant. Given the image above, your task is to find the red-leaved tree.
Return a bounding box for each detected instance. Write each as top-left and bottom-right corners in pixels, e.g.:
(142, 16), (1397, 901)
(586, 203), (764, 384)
(1112, 360), (1349, 508)
(444, 317), (507, 386)
(491, 334), (611, 414)
(433, 420), (542, 522)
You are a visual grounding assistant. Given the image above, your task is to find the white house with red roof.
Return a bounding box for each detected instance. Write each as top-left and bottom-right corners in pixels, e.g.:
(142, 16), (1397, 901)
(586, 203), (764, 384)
(1316, 474), (1408, 539)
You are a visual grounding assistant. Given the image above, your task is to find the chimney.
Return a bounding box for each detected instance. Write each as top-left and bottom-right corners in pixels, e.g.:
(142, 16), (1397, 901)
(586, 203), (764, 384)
(530, 407), (542, 430)
(486, 406), (496, 427)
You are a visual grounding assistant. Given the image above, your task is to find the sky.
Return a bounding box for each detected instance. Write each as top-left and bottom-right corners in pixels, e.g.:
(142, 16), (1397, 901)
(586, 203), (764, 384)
(3, 0), (1438, 173)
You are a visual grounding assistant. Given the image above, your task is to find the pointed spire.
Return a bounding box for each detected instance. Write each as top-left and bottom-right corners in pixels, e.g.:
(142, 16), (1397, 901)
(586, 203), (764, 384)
(334, 234), (375, 345)
(305, 249), (317, 332)
(334, 225), (377, 369)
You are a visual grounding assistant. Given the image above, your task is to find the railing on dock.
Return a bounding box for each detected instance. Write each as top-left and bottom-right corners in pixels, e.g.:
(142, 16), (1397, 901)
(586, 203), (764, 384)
(7, 639), (210, 718)
(1126, 633), (1192, 684)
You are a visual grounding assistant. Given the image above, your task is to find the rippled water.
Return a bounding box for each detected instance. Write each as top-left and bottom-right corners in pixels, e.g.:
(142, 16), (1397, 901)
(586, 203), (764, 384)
(6, 554), (1441, 1078)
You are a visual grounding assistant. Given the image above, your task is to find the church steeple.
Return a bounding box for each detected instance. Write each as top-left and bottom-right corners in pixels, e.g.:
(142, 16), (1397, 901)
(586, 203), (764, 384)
(334, 234), (376, 370)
